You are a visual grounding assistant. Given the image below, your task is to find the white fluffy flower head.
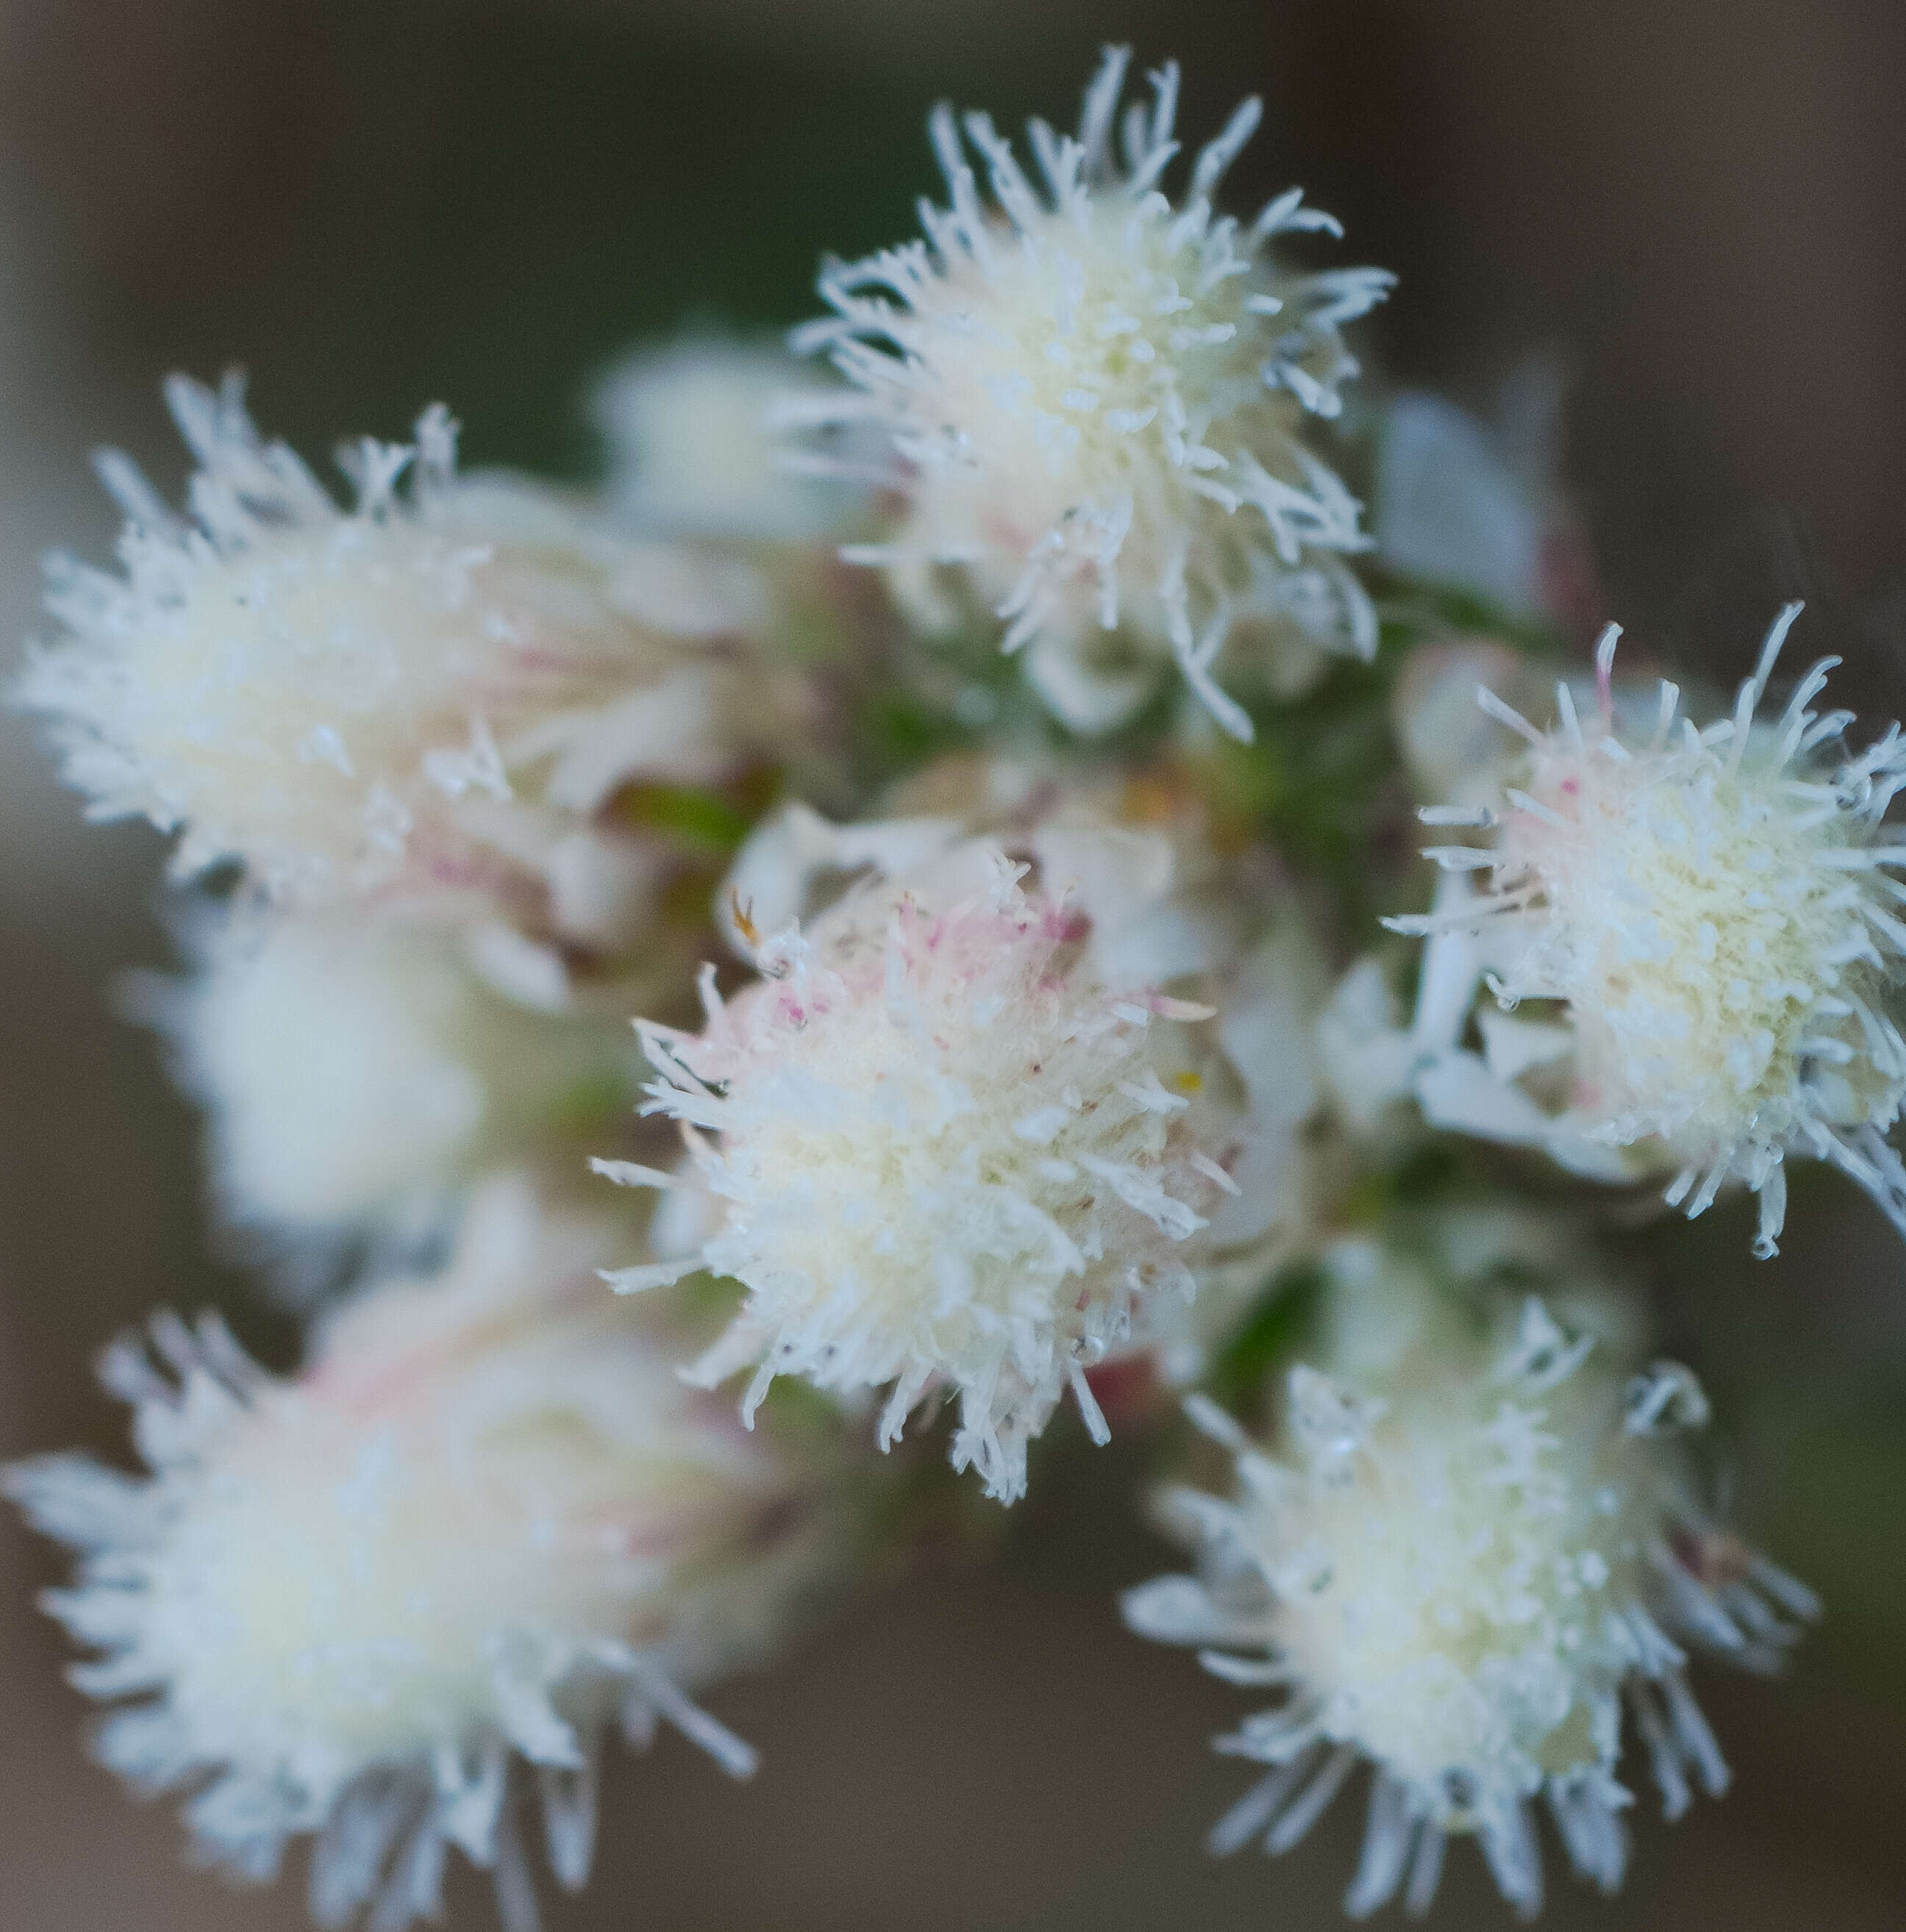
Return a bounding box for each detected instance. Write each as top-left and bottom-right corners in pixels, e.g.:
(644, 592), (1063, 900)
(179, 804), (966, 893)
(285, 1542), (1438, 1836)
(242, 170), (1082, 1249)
(160, 913), (643, 1264)
(21, 373), (759, 919)
(594, 337), (871, 542)
(621, 842), (1241, 1502)
(789, 46), (1392, 739)
(1124, 1217), (1816, 1917)
(5, 1184), (845, 1931)
(1389, 606), (1906, 1254)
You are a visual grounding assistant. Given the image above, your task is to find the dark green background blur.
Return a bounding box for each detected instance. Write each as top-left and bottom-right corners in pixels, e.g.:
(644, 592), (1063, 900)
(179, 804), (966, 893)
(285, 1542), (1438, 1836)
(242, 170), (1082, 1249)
(1, 4), (1902, 1928)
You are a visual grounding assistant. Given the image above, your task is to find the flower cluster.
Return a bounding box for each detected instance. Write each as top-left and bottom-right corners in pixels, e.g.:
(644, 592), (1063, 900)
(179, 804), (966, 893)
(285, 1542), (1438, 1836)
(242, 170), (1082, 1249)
(3, 41), (1877, 1932)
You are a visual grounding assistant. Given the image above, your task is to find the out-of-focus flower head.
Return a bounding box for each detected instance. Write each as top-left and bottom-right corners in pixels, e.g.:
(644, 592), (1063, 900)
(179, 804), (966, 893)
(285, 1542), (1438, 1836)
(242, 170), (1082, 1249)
(1373, 365), (1599, 637)
(1125, 1207), (1816, 1918)
(19, 373), (801, 942)
(1382, 606), (1906, 1255)
(1389, 635), (1550, 818)
(144, 911), (648, 1280)
(5, 1181), (852, 1931)
(611, 790), (1314, 1501)
(593, 337), (880, 543)
(785, 46), (1392, 741)
(1315, 879), (1647, 1188)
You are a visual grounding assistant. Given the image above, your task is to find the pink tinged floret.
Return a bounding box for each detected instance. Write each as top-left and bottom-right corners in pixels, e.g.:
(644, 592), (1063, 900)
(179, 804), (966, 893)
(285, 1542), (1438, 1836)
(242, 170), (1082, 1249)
(1387, 603), (1906, 1254)
(619, 850), (1227, 1501)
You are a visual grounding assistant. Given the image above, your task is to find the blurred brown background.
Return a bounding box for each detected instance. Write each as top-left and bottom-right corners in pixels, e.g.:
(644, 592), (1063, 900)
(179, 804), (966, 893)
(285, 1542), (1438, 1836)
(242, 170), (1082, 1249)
(1, 2), (1904, 1928)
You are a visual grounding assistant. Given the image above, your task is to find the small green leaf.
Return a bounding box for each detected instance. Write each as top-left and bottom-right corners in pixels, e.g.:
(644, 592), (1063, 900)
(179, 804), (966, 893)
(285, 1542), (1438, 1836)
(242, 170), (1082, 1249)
(1207, 1263), (1324, 1423)
(615, 781), (758, 853)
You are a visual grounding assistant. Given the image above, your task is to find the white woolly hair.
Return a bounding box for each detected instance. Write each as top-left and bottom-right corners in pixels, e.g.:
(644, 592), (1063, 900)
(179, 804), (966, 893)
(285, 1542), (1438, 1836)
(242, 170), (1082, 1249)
(605, 837), (1252, 1503)
(19, 372), (760, 920)
(4, 1181), (847, 1932)
(1124, 1217), (1816, 1920)
(785, 45), (1393, 740)
(1388, 604), (1906, 1256)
